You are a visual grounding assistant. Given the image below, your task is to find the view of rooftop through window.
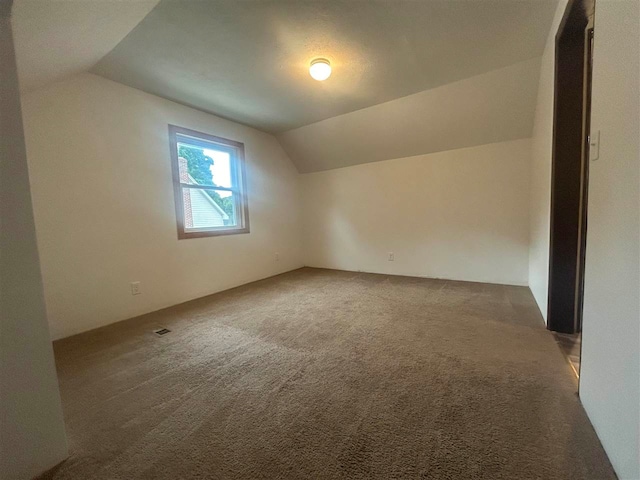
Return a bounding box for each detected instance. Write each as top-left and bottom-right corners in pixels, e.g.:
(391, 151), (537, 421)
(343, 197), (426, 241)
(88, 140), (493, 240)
(177, 144), (234, 221)
(170, 126), (249, 238)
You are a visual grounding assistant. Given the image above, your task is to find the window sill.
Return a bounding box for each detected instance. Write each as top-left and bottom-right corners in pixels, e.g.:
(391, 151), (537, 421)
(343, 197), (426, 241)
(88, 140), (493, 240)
(178, 227), (250, 239)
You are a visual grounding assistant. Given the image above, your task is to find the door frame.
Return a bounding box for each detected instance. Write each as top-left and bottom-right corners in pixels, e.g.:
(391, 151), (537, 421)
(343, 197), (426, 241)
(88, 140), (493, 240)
(547, 0), (594, 333)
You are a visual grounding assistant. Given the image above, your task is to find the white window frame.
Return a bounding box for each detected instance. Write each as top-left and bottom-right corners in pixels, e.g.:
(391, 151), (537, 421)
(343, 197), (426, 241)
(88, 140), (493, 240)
(168, 125), (249, 239)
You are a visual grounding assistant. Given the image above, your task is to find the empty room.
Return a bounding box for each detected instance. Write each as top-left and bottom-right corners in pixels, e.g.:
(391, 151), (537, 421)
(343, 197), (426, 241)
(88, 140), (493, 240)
(2, 1), (638, 479)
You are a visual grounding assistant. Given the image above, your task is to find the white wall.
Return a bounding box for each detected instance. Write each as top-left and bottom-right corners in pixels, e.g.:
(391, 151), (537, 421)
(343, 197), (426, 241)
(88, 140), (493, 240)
(0, 10), (68, 479)
(279, 58), (541, 173)
(301, 139), (531, 286)
(21, 73), (303, 340)
(528, 0), (569, 322)
(526, 2), (640, 474)
(579, 1), (640, 478)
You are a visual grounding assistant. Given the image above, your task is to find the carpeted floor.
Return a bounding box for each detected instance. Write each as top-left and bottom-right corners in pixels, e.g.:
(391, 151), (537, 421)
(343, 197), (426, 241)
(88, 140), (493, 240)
(41, 268), (615, 480)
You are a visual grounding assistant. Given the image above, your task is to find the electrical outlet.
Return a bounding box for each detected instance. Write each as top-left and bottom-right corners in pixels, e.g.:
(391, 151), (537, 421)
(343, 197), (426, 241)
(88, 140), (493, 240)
(275, 252), (280, 261)
(388, 252), (394, 261)
(131, 281), (141, 296)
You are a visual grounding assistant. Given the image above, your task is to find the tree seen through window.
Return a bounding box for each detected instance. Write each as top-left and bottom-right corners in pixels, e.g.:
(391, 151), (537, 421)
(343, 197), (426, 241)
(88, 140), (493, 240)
(178, 144), (234, 218)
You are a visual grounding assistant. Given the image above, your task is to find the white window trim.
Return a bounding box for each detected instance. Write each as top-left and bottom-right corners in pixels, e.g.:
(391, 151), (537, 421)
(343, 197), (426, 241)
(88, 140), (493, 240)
(168, 125), (250, 239)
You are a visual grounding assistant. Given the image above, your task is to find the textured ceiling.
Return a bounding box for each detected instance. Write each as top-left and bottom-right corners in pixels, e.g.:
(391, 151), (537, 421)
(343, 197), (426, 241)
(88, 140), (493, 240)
(91, 0), (558, 133)
(279, 57), (541, 173)
(11, 0), (159, 93)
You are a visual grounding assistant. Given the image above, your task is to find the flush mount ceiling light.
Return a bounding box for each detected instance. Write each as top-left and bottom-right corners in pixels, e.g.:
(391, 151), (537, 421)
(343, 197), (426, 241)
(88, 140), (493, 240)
(309, 58), (331, 81)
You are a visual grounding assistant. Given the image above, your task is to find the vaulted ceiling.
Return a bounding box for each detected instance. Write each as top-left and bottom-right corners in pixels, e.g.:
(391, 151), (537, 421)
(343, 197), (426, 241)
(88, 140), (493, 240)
(12, 0), (558, 172)
(91, 0), (557, 133)
(11, 0), (159, 93)
(279, 57), (541, 173)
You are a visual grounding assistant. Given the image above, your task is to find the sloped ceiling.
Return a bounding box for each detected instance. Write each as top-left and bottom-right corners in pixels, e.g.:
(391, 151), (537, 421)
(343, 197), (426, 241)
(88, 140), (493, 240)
(13, 0), (557, 173)
(91, 0), (558, 133)
(278, 57), (541, 173)
(11, 0), (159, 92)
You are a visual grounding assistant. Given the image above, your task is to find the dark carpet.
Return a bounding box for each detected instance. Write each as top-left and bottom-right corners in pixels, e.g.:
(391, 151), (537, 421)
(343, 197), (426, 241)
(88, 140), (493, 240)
(41, 268), (615, 479)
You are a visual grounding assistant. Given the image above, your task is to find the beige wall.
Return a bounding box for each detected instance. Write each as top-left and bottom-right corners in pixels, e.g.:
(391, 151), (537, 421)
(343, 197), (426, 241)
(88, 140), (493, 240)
(21, 73), (304, 340)
(528, 0), (569, 322)
(301, 139), (531, 286)
(579, 1), (640, 478)
(0, 11), (68, 479)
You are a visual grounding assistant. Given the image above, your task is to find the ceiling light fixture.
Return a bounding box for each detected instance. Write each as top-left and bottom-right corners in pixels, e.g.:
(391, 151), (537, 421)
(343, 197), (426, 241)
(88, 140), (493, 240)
(309, 58), (331, 81)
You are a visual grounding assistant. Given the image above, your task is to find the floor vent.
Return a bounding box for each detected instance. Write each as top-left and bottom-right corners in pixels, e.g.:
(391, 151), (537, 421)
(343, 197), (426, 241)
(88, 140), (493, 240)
(153, 328), (171, 336)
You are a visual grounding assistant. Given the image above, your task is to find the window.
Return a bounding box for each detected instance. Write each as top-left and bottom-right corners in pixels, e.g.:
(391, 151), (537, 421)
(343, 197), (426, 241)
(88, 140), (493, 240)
(168, 125), (249, 239)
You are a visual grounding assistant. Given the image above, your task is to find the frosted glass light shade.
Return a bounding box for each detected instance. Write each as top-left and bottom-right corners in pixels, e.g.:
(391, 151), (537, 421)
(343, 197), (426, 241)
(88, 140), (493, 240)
(309, 59), (331, 81)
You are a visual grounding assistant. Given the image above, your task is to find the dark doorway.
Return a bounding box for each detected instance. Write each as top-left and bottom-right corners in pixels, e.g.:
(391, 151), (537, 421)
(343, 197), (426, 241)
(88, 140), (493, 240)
(547, 0), (595, 334)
